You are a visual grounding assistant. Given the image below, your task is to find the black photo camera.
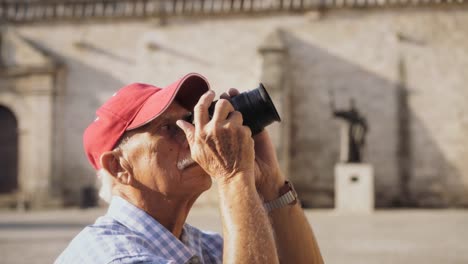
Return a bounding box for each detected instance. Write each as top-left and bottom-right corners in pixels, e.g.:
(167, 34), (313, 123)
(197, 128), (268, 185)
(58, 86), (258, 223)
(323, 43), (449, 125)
(208, 83), (281, 135)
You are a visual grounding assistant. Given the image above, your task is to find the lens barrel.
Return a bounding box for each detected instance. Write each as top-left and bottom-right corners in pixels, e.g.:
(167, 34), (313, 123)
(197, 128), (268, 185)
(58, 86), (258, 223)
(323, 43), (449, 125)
(208, 83), (281, 135)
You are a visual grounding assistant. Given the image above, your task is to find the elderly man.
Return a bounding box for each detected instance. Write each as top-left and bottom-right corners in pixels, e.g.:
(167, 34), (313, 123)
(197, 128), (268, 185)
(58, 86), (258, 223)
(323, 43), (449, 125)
(56, 73), (323, 264)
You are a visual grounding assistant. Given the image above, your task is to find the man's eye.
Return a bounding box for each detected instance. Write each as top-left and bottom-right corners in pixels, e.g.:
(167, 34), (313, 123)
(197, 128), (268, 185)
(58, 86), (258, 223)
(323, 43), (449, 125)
(183, 113), (193, 124)
(161, 124), (177, 131)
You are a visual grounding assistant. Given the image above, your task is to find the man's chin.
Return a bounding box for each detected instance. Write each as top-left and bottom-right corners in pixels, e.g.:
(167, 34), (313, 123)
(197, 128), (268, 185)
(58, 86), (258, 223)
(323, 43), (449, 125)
(182, 166), (212, 192)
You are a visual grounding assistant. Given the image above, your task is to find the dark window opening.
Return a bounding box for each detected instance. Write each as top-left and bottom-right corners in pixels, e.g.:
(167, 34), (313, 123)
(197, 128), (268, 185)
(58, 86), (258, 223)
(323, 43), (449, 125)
(0, 105), (18, 194)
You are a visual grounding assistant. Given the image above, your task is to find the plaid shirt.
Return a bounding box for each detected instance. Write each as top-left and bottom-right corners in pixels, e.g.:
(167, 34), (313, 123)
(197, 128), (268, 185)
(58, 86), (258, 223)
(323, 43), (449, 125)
(55, 196), (223, 264)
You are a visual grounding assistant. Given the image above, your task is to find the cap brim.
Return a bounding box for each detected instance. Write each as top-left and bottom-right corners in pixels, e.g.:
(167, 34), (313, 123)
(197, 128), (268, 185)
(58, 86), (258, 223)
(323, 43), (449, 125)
(127, 73), (210, 130)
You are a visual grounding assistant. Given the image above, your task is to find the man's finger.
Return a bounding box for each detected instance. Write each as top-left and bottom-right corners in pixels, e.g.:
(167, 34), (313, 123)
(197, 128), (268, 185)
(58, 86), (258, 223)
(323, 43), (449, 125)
(212, 99), (235, 123)
(221, 89), (240, 100)
(228, 88), (240, 97)
(193, 90), (215, 128)
(176, 120), (195, 145)
(220, 92), (230, 100)
(226, 110), (243, 125)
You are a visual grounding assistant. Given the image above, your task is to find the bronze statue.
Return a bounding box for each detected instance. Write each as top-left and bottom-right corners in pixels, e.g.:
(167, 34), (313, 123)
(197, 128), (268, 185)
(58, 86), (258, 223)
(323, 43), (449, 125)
(330, 95), (368, 163)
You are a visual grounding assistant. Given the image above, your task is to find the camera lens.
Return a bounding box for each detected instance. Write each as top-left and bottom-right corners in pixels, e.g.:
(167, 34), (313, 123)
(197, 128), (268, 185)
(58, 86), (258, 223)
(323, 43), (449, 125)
(208, 83), (281, 135)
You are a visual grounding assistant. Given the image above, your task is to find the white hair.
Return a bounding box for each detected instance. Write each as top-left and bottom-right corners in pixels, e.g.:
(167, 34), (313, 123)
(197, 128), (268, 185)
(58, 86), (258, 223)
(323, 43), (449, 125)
(96, 136), (129, 204)
(96, 168), (115, 204)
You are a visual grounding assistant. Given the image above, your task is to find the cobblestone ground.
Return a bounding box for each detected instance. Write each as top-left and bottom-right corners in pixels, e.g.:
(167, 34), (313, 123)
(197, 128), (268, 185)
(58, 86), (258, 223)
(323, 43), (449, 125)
(0, 208), (466, 264)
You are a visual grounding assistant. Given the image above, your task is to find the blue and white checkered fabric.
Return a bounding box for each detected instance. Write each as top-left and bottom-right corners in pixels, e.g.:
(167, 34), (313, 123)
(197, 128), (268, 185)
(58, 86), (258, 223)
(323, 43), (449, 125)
(55, 196), (223, 264)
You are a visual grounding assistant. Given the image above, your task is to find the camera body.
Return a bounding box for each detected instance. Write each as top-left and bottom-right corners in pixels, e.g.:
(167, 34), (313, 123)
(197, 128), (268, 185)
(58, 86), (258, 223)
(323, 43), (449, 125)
(208, 83), (281, 135)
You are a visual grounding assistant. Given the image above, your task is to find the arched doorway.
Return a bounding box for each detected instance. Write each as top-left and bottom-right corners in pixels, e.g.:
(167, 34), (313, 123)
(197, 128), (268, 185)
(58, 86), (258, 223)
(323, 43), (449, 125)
(0, 106), (18, 194)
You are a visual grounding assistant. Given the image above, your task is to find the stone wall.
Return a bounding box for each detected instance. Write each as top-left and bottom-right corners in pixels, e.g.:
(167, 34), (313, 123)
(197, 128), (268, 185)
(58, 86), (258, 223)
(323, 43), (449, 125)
(0, 30), (64, 208)
(10, 7), (468, 207)
(282, 8), (468, 207)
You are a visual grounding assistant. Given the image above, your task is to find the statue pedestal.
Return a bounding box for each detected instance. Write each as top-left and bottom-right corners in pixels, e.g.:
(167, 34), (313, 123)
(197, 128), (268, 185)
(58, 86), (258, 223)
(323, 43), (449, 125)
(334, 163), (374, 213)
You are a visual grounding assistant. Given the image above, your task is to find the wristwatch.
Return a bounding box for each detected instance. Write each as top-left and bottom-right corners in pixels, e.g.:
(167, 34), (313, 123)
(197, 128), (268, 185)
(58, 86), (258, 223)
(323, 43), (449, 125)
(264, 181), (298, 212)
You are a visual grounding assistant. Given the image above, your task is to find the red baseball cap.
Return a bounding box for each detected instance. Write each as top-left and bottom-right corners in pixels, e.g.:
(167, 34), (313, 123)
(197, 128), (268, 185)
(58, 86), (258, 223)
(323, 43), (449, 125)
(83, 73), (210, 169)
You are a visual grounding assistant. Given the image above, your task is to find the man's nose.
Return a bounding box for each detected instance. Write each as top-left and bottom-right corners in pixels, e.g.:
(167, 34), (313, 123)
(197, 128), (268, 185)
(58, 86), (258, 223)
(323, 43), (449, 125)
(176, 128), (190, 149)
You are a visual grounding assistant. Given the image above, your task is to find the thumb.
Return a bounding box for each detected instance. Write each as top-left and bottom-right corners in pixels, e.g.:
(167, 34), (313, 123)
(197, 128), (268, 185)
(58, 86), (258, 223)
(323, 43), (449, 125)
(176, 119), (195, 145)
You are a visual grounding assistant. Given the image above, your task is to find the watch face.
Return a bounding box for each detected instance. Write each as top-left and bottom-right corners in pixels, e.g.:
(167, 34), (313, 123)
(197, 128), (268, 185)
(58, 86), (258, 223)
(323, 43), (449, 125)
(288, 182), (298, 204)
(264, 181), (299, 212)
(285, 181), (298, 205)
(286, 181), (295, 193)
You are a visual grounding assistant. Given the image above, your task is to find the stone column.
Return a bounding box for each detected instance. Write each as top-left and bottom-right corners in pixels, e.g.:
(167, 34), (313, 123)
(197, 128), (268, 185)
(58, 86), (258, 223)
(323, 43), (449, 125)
(258, 29), (290, 178)
(12, 73), (62, 209)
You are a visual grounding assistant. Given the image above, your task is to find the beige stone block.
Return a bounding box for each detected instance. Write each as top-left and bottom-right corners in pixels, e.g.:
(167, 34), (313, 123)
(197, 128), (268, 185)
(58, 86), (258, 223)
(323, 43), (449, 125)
(335, 163), (374, 213)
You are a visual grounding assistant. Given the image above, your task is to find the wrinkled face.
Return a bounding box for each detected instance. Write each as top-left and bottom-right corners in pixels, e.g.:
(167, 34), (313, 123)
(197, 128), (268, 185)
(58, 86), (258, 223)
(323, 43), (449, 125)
(120, 101), (211, 199)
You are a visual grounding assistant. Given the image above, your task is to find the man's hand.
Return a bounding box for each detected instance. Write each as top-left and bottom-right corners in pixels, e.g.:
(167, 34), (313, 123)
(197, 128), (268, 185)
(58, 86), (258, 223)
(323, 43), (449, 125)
(176, 90), (255, 185)
(220, 88), (285, 200)
(179, 89), (280, 264)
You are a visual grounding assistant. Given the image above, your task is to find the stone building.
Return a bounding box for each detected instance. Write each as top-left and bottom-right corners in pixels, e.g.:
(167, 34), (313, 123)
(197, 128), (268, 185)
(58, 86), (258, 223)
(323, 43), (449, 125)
(0, 0), (467, 208)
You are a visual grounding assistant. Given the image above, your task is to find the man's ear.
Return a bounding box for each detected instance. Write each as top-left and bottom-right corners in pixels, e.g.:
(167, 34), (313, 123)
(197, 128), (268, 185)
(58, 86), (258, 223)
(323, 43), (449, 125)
(100, 151), (132, 185)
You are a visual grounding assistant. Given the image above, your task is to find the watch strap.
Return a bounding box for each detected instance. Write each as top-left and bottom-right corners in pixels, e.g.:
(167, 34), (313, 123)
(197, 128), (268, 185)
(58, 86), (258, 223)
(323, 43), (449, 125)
(264, 181), (298, 212)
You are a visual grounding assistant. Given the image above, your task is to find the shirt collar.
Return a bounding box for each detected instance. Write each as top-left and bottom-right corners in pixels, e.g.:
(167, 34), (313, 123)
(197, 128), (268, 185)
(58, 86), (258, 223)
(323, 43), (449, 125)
(107, 196), (197, 263)
(181, 224), (204, 259)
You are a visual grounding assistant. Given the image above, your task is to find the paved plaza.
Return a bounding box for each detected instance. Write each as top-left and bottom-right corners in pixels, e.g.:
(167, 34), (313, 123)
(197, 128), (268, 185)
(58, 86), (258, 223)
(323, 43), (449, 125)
(0, 207), (466, 264)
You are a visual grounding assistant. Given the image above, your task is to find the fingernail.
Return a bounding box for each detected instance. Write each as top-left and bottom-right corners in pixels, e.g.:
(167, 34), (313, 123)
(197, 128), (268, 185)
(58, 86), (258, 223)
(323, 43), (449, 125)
(176, 120), (184, 128)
